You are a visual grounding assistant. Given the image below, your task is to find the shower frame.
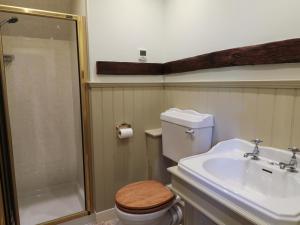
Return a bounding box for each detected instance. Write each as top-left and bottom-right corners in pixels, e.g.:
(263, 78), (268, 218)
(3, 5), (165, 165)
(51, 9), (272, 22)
(0, 4), (93, 225)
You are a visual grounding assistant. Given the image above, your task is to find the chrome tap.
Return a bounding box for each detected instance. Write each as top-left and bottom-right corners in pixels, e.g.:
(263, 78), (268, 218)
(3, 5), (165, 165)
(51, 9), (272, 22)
(279, 147), (299, 173)
(244, 139), (263, 160)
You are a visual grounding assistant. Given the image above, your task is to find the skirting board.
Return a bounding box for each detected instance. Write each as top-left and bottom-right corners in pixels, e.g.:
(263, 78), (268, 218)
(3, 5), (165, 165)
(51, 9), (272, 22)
(59, 209), (116, 225)
(60, 213), (96, 225)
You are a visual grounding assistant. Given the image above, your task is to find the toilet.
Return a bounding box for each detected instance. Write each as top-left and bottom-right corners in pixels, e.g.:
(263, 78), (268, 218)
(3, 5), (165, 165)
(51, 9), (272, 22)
(115, 180), (181, 225)
(114, 108), (214, 225)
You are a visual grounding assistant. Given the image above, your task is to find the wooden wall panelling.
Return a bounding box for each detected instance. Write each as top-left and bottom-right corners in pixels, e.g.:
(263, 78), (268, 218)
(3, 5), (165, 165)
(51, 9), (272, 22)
(164, 87), (176, 109)
(101, 88), (116, 209)
(91, 86), (165, 212)
(113, 88), (129, 191)
(164, 87), (171, 109)
(123, 88), (135, 183)
(157, 87), (166, 118)
(164, 86), (300, 150)
(271, 89), (296, 149)
(228, 88), (244, 139)
(172, 87), (187, 108)
(184, 87), (196, 109)
(157, 87), (165, 125)
(164, 86), (209, 114)
(197, 88), (208, 113)
(255, 89), (276, 146)
(143, 87), (165, 179)
(292, 89), (300, 148)
(131, 88), (148, 181)
(143, 89), (154, 128)
(184, 87), (203, 112)
(163, 87), (170, 109)
(213, 88), (233, 142)
(144, 87), (161, 129)
(205, 88), (220, 145)
(240, 88), (258, 140)
(90, 88), (105, 210)
(91, 84), (300, 212)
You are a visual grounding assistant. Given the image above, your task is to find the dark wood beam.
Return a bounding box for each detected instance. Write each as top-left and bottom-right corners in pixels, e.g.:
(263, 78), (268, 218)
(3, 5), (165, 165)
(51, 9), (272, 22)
(96, 61), (164, 75)
(164, 38), (300, 74)
(96, 38), (300, 75)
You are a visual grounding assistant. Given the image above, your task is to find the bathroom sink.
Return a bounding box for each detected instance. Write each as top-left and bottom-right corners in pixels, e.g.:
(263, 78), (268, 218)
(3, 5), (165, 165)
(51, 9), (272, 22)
(203, 157), (300, 198)
(178, 139), (300, 225)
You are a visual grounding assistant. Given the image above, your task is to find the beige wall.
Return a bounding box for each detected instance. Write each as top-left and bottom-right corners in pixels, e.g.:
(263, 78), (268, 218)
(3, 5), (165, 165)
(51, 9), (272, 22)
(0, 0), (73, 14)
(90, 85), (164, 211)
(71, 0), (86, 16)
(90, 82), (300, 212)
(0, 0), (86, 16)
(0, 12), (76, 41)
(165, 85), (300, 150)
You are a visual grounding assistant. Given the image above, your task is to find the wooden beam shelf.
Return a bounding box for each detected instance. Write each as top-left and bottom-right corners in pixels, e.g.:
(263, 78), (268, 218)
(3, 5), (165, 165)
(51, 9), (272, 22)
(96, 61), (164, 75)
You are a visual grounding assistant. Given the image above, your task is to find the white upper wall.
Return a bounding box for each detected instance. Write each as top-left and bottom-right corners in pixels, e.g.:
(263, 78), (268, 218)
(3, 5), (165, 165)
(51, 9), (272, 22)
(163, 0), (300, 62)
(163, 0), (300, 82)
(87, 0), (165, 82)
(87, 0), (300, 82)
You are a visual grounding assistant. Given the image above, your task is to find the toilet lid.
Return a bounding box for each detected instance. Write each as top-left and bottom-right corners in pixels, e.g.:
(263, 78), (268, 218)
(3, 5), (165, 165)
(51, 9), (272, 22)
(115, 180), (175, 212)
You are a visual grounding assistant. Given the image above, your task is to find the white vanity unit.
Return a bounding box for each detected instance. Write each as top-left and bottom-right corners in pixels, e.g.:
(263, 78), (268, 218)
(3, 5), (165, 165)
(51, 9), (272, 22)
(168, 139), (300, 225)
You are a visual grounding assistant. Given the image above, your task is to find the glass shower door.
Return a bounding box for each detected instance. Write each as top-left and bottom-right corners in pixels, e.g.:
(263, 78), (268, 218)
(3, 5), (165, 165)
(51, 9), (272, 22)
(0, 11), (86, 225)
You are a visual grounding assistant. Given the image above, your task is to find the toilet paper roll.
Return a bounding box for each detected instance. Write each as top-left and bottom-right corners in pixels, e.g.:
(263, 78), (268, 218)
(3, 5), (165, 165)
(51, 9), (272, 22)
(118, 128), (133, 139)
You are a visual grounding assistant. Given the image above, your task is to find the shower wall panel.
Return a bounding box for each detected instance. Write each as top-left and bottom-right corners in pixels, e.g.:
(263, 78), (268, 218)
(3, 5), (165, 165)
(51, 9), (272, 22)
(3, 36), (83, 197)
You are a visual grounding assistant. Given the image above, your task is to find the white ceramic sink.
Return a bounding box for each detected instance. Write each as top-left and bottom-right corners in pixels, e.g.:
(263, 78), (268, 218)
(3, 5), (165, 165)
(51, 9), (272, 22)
(179, 139), (300, 225)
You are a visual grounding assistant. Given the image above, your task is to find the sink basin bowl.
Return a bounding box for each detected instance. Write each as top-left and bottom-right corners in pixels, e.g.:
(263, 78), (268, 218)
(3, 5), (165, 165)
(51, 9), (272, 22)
(203, 157), (300, 199)
(179, 139), (300, 225)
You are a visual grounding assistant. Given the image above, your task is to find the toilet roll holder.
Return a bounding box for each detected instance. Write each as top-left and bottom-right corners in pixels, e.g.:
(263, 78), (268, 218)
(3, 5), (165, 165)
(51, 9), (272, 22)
(116, 123), (132, 130)
(116, 123), (133, 138)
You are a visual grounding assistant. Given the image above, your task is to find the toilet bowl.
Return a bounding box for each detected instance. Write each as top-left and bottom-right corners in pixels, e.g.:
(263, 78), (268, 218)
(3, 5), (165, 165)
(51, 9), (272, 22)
(115, 203), (173, 225)
(114, 180), (182, 225)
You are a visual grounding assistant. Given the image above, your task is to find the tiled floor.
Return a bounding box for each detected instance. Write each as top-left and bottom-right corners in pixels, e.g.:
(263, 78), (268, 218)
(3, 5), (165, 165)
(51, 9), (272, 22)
(97, 219), (120, 225)
(19, 183), (85, 225)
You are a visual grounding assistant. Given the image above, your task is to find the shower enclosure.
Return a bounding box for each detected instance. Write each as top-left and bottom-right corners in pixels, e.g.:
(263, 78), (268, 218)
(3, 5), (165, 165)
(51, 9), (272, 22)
(0, 5), (92, 225)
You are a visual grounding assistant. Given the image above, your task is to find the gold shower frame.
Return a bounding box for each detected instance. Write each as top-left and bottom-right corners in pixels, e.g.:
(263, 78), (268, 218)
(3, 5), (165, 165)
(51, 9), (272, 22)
(0, 4), (94, 225)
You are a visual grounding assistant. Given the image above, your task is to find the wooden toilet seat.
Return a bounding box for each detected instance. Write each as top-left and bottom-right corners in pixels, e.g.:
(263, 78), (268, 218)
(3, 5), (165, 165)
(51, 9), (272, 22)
(115, 180), (175, 214)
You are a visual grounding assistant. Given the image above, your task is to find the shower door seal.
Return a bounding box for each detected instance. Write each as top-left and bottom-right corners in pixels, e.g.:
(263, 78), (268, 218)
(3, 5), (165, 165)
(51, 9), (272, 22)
(0, 4), (93, 225)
